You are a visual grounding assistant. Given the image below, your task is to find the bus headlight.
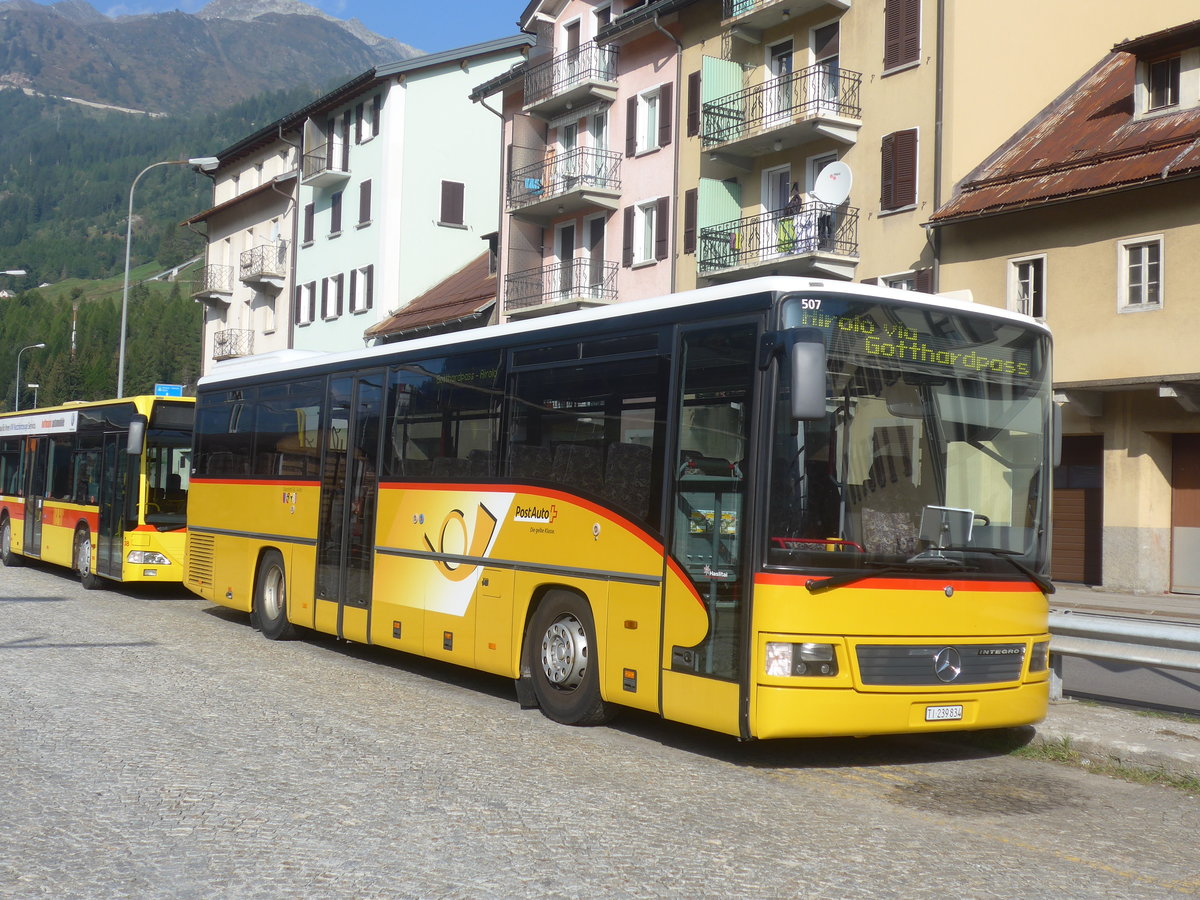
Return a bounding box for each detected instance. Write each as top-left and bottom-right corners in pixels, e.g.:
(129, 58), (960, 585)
(765, 642), (839, 677)
(127, 551), (171, 565)
(1029, 640), (1050, 673)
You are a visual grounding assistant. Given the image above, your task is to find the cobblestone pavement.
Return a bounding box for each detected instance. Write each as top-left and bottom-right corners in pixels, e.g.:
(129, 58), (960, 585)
(2, 563), (1199, 899)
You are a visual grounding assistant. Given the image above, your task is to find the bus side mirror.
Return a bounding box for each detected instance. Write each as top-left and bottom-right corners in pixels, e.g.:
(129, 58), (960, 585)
(127, 415), (147, 456)
(790, 337), (827, 421)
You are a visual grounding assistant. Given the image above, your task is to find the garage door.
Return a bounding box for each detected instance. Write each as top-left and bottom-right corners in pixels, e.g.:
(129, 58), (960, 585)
(1052, 436), (1102, 585)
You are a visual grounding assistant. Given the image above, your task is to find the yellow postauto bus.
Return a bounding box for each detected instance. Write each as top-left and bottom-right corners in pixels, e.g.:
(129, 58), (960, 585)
(185, 277), (1055, 739)
(0, 395), (194, 588)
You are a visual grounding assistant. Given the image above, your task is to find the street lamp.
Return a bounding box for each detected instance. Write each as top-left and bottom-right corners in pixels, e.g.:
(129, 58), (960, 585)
(15, 343), (45, 412)
(26, 383), (39, 407)
(118, 156), (219, 398)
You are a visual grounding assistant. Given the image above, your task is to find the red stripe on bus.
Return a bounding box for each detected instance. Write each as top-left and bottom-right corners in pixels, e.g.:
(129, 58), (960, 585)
(755, 572), (1044, 592)
(190, 477), (318, 486)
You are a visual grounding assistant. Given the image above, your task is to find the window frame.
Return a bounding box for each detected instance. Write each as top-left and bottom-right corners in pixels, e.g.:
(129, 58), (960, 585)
(1118, 235), (1164, 312)
(1007, 254), (1047, 319)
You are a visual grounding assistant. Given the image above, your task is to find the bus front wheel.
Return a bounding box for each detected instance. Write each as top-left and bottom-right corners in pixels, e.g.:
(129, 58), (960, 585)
(254, 550), (297, 641)
(74, 528), (102, 590)
(525, 591), (615, 726)
(1, 517), (22, 568)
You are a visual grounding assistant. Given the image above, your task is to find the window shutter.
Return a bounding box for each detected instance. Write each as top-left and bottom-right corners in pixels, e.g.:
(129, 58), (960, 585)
(683, 188), (698, 255)
(355, 103), (364, 143)
(880, 133), (896, 209)
(359, 180), (372, 224)
(914, 267), (933, 293)
(894, 128), (917, 208)
(861, 277), (879, 286)
(884, 0), (920, 70)
(654, 196), (669, 261)
(441, 180), (465, 225)
(303, 203), (314, 243)
(658, 83), (672, 148)
(335, 274), (344, 317)
(625, 96), (638, 157)
(330, 191), (342, 234)
(341, 111), (352, 169)
(365, 264), (374, 310)
(372, 94), (381, 137)
(686, 71), (701, 137)
(349, 269), (357, 311)
(293, 285), (302, 324)
(325, 118), (335, 170)
(321, 278), (330, 318)
(308, 282), (316, 323)
(622, 206), (635, 267)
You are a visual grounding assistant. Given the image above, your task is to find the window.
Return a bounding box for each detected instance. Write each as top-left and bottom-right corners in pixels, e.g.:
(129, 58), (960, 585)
(359, 179), (372, 226)
(1150, 56), (1181, 110)
(330, 191), (342, 235)
(627, 85), (672, 156)
(622, 198), (669, 265)
(350, 264), (374, 314)
(303, 203), (314, 245)
(883, 0), (920, 71)
(322, 274), (345, 320)
(1008, 256), (1046, 318)
(295, 281), (316, 326)
(1119, 237), (1163, 311)
(880, 128), (917, 211)
(440, 180), (465, 226)
(594, 4), (611, 29)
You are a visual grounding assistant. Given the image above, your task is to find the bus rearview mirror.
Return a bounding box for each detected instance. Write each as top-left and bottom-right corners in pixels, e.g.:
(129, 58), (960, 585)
(127, 415), (147, 456)
(791, 340), (827, 421)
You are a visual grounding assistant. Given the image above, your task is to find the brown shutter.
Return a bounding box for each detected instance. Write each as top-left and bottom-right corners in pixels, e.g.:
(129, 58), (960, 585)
(658, 83), (672, 148)
(894, 128), (917, 208)
(622, 205), (634, 267)
(330, 191), (342, 233)
(320, 278), (329, 318)
(625, 96), (638, 156)
(365, 264), (374, 310)
(441, 181), (464, 225)
(335, 274), (344, 317)
(359, 179), (372, 224)
(884, 0), (920, 69)
(349, 269), (357, 311)
(341, 110), (352, 169)
(686, 71), (701, 137)
(654, 196), (669, 261)
(355, 102), (364, 143)
(372, 94), (381, 137)
(683, 188), (697, 255)
(293, 285), (302, 324)
(914, 267), (933, 293)
(307, 281), (316, 323)
(303, 203), (314, 243)
(325, 117), (335, 170)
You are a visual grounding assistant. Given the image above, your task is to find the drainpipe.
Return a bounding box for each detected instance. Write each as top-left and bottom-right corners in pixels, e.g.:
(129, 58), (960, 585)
(277, 124), (304, 349)
(651, 11), (683, 293)
(931, 0), (946, 292)
(474, 93), (508, 323)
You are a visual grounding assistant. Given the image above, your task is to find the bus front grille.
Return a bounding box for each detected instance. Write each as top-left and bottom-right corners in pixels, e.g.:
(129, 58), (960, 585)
(856, 643), (1026, 686)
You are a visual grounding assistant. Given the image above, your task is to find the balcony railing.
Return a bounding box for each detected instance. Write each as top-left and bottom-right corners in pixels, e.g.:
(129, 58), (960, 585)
(301, 141), (349, 187)
(702, 63), (862, 149)
(697, 202), (859, 275)
(212, 328), (254, 361)
(505, 259), (619, 314)
(524, 42), (618, 113)
(239, 241), (288, 283)
(193, 264), (234, 299)
(723, 0), (848, 25)
(508, 146), (622, 213)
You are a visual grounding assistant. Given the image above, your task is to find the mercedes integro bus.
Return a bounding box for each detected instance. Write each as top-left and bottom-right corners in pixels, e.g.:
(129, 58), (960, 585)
(184, 277), (1055, 739)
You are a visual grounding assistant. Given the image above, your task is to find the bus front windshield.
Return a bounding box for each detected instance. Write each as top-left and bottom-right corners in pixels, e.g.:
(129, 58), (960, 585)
(767, 294), (1052, 581)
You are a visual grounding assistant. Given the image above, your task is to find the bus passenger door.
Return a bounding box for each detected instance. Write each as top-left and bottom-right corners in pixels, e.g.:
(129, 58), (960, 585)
(95, 433), (130, 579)
(23, 437), (47, 556)
(315, 373), (383, 643)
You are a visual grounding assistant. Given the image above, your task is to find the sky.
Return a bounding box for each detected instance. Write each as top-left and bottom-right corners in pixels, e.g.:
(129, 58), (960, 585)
(99, 1), (527, 54)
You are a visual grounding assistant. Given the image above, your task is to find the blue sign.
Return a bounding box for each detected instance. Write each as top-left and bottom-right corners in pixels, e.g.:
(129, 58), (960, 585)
(154, 384), (184, 397)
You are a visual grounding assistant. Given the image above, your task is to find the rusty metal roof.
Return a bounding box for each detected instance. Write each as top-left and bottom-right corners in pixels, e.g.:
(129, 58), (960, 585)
(931, 46), (1200, 225)
(365, 252), (496, 341)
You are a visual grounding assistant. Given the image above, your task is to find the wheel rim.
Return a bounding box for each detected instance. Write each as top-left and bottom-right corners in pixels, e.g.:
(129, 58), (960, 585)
(261, 564), (285, 620)
(540, 613), (588, 691)
(1, 521), (9, 558)
(76, 533), (91, 577)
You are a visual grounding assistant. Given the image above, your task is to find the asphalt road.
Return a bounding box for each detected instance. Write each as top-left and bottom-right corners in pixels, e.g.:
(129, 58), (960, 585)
(2, 561), (1198, 899)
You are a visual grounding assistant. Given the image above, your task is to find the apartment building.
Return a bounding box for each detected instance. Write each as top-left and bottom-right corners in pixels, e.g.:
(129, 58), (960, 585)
(932, 19), (1200, 595)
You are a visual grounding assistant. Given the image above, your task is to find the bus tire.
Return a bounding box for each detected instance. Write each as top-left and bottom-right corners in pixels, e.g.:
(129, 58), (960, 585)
(1, 516), (22, 567)
(254, 550), (297, 641)
(74, 528), (102, 590)
(525, 590), (615, 726)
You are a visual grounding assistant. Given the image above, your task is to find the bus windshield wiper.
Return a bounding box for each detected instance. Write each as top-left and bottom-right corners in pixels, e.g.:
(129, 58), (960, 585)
(939, 545), (1055, 595)
(805, 555), (971, 594)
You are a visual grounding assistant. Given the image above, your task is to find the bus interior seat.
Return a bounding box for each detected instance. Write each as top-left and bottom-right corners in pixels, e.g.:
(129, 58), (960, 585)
(603, 442), (652, 520)
(552, 443), (604, 496)
(510, 444), (553, 480)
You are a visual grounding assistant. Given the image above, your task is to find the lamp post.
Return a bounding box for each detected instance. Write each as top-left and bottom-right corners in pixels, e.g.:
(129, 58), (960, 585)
(26, 383), (39, 407)
(118, 156), (219, 398)
(15, 343), (45, 412)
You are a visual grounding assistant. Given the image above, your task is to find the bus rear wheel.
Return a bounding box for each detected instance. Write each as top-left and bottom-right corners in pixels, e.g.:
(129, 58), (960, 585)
(254, 550), (297, 640)
(1, 517), (22, 567)
(74, 528), (102, 590)
(526, 591), (615, 726)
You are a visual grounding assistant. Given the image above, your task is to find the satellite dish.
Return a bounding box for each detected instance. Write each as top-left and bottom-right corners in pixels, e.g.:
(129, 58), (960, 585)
(812, 161), (853, 205)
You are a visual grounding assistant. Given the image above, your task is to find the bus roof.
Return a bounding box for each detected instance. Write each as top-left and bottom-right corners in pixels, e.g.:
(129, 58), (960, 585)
(200, 277), (1051, 387)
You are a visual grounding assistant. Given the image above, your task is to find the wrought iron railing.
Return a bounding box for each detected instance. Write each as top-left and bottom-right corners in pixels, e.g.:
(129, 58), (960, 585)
(196, 264), (234, 294)
(239, 241), (288, 281)
(508, 146), (622, 211)
(524, 41), (618, 108)
(701, 63), (862, 148)
(723, 0), (785, 18)
(212, 328), (253, 361)
(505, 259), (619, 312)
(301, 141), (347, 181)
(697, 203), (859, 274)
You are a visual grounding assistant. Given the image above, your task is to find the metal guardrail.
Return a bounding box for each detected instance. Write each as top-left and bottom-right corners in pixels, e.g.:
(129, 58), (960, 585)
(1048, 610), (1200, 698)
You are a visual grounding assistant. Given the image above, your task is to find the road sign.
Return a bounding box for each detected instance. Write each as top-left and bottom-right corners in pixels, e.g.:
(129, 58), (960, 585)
(154, 384), (184, 397)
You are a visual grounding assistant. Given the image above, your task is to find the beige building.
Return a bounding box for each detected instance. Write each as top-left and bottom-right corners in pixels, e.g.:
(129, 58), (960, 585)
(932, 19), (1200, 596)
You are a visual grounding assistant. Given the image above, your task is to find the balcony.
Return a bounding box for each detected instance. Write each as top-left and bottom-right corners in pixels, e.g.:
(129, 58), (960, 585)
(239, 241), (288, 290)
(212, 328), (254, 361)
(697, 202), (859, 281)
(723, 0), (850, 34)
(505, 258), (619, 319)
(508, 147), (622, 223)
(702, 64), (861, 161)
(301, 141), (349, 188)
(191, 264), (234, 306)
(524, 42), (619, 119)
